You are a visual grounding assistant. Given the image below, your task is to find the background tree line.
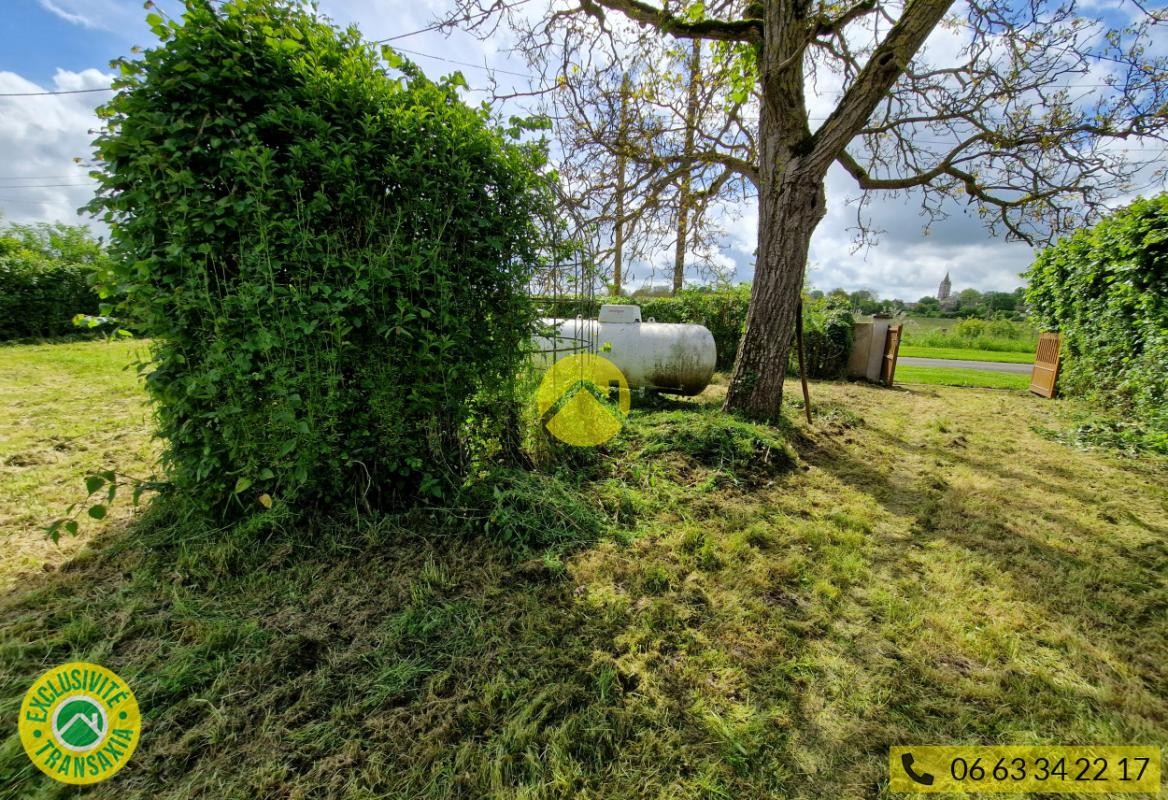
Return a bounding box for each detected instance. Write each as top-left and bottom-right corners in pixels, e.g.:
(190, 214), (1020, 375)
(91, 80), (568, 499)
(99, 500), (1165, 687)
(806, 286), (1028, 320)
(0, 219), (108, 340)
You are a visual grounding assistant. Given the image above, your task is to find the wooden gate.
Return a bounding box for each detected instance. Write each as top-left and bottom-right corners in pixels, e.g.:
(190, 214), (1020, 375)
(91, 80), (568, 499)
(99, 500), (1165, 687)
(881, 324), (902, 386)
(1029, 332), (1061, 398)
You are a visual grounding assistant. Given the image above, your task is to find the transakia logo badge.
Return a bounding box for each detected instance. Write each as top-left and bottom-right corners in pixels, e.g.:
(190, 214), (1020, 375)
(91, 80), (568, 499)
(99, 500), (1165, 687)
(18, 661), (141, 785)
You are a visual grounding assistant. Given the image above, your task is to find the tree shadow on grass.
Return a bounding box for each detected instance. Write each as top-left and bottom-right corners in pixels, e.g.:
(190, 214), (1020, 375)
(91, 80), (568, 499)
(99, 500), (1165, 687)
(794, 425), (1167, 746)
(1, 402), (1163, 800)
(0, 452), (805, 800)
(0, 510), (653, 800)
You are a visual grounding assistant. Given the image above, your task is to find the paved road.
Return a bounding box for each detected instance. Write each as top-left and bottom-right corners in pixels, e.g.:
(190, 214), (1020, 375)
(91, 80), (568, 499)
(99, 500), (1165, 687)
(899, 356), (1033, 374)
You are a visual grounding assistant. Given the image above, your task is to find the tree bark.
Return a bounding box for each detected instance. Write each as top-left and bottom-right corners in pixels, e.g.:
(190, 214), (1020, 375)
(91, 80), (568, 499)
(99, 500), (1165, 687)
(723, 0), (819, 419)
(724, 169), (825, 418)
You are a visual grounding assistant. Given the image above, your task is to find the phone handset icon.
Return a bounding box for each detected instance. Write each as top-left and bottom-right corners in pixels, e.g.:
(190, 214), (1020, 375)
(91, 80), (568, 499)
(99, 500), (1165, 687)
(901, 753), (935, 786)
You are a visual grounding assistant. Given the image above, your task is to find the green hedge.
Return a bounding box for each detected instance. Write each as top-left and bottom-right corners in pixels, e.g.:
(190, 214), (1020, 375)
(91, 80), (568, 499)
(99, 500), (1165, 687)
(1025, 194), (1168, 434)
(87, 0), (549, 516)
(799, 299), (855, 379)
(0, 223), (105, 340)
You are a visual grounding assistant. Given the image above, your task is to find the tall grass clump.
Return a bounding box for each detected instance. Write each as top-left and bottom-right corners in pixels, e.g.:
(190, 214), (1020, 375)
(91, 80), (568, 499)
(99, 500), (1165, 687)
(86, 0), (550, 518)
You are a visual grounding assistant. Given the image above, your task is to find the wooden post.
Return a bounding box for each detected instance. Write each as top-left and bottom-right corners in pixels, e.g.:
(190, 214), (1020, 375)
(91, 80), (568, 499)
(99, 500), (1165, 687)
(795, 300), (812, 424)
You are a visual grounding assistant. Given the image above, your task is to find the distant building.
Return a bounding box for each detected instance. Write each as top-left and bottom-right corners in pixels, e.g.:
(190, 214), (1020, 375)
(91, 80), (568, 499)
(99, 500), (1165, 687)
(937, 271), (952, 303)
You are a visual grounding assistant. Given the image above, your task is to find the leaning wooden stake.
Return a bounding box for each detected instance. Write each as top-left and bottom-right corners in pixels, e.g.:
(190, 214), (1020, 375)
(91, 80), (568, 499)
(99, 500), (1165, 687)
(795, 301), (812, 424)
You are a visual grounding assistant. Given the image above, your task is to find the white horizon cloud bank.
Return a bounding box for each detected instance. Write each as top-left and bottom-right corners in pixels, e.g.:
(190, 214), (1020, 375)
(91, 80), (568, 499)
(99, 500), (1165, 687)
(721, 162), (1038, 299)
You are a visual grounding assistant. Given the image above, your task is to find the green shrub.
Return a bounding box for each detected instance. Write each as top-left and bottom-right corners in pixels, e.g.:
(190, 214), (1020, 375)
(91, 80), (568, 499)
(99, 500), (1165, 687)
(953, 318), (987, 340)
(799, 298), (854, 379)
(0, 222), (106, 340)
(87, 0), (550, 516)
(986, 318), (1022, 339)
(1025, 194), (1168, 435)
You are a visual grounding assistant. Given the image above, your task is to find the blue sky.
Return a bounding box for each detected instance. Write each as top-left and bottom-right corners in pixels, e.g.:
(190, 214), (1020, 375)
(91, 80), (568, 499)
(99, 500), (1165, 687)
(0, 0), (1160, 301)
(0, 1), (191, 82)
(0, 2), (117, 84)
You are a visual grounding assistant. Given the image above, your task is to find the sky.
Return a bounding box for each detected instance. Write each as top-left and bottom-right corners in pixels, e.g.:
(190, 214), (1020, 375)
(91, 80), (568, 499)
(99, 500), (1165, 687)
(0, 0), (1160, 301)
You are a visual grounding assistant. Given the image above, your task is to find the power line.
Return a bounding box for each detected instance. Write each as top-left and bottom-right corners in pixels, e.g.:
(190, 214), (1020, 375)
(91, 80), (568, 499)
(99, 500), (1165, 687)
(374, 0), (533, 43)
(0, 87), (114, 97)
(376, 21), (449, 43)
(0, 183), (94, 189)
(393, 46), (533, 80)
(0, 175), (89, 181)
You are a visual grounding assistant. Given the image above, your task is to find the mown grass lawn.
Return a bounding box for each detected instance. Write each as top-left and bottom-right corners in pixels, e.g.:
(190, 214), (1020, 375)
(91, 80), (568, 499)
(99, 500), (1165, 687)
(0, 339), (155, 592)
(898, 346), (1035, 364)
(896, 364), (1031, 391)
(1, 342), (1166, 799)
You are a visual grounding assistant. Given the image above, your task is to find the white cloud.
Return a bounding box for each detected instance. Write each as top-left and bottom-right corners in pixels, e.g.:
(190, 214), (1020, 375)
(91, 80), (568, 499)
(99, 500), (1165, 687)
(38, 0), (102, 30)
(33, 0), (158, 34)
(0, 69), (110, 228)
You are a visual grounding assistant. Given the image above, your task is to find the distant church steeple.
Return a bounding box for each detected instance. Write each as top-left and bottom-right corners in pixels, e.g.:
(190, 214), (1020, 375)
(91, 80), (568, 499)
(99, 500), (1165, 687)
(937, 271), (952, 302)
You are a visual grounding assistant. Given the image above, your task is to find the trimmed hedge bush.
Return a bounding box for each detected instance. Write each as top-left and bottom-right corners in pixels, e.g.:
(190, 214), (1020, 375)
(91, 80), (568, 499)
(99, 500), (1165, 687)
(88, 0), (550, 516)
(0, 222), (105, 340)
(1025, 194), (1168, 434)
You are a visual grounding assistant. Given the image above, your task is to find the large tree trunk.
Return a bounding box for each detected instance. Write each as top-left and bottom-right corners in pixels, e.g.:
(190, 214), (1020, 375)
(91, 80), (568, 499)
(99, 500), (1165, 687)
(724, 170), (825, 418)
(722, 0), (953, 420)
(723, 0), (823, 419)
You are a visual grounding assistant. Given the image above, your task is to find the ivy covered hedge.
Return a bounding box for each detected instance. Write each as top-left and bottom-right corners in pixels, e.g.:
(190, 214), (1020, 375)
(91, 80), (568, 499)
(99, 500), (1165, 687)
(88, 0), (550, 516)
(1025, 194), (1168, 434)
(0, 222), (106, 340)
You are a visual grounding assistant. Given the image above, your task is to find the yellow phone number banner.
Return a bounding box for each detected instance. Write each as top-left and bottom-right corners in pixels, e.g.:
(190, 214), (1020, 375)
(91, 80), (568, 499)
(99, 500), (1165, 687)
(889, 746), (1161, 794)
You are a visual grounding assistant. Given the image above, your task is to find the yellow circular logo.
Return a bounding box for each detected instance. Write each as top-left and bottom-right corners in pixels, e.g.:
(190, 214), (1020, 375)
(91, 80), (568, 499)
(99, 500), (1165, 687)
(535, 353), (630, 446)
(18, 662), (141, 785)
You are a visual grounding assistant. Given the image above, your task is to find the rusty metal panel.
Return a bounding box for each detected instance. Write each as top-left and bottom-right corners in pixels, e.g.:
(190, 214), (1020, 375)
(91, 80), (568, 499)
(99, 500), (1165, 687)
(881, 324), (902, 386)
(1029, 332), (1061, 398)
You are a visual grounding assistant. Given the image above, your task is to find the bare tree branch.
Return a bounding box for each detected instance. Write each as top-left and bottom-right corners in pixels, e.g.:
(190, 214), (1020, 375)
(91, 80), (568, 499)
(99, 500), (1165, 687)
(582, 0), (763, 43)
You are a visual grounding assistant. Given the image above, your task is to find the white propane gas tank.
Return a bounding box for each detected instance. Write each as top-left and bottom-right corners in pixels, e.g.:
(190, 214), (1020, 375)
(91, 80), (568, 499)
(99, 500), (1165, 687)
(533, 304), (717, 395)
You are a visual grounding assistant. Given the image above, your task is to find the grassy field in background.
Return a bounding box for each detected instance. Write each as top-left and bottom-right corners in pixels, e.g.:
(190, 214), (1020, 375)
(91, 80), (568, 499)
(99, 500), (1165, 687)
(898, 345), (1034, 364)
(895, 316), (955, 333)
(892, 317), (1039, 354)
(896, 364), (1031, 390)
(857, 316), (957, 333)
(2, 343), (1166, 799)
